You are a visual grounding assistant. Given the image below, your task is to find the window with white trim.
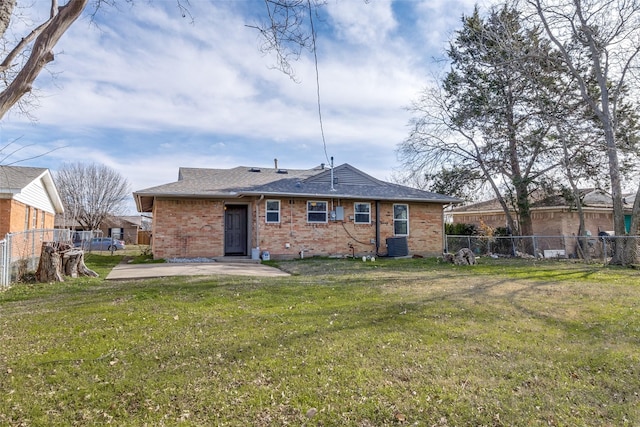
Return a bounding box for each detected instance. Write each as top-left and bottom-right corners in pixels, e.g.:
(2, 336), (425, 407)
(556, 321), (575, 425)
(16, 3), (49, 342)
(354, 202), (371, 224)
(266, 200), (281, 223)
(307, 201), (328, 223)
(393, 204), (409, 235)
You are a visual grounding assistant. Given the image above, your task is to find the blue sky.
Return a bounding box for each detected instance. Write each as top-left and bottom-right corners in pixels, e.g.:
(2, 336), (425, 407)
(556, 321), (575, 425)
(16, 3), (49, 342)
(0, 0), (490, 213)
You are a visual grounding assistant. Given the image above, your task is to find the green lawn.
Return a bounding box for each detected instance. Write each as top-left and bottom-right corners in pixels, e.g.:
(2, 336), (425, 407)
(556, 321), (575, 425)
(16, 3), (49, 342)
(1, 257), (638, 426)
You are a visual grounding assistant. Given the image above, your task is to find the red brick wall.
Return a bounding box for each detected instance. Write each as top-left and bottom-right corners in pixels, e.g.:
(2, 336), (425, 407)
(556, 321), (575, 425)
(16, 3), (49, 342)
(43, 211), (55, 229)
(1, 199), (57, 237)
(151, 197), (446, 259)
(0, 199), (12, 236)
(531, 209), (613, 236)
(452, 208), (614, 236)
(152, 198), (226, 259)
(0, 199), (29, 236)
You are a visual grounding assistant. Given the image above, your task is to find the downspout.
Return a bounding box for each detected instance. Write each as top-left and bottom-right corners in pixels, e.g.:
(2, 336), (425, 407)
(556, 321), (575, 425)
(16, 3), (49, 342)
(375, 200), (381, 256)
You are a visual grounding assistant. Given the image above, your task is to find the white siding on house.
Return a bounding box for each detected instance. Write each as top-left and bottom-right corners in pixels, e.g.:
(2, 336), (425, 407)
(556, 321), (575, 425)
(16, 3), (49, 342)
(13, 178), (57, 213)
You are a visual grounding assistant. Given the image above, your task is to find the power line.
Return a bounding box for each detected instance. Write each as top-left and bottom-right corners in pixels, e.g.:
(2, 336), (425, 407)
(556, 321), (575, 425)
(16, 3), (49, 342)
(307, 0), (330, 165)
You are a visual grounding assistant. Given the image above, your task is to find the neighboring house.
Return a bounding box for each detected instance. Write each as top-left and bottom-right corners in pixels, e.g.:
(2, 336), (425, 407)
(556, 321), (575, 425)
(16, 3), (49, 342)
(0, 165), (64, 236)
(55, 215), (152, 244)
(133, 163), (461, 260)
(101, 215), (151, 244)
(449, 189), (637, 237)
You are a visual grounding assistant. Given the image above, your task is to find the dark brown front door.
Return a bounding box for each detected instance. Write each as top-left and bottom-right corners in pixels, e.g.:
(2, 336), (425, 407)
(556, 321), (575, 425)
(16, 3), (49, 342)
(224, 205), (248, 255)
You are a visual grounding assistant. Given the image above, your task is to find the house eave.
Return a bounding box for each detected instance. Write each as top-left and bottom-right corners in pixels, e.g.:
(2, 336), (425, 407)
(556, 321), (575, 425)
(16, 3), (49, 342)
(240, 190), (460, 204)
(0, 190), (20, 198)
(133, 191), (245, 212)
(134, 190), (460, 212)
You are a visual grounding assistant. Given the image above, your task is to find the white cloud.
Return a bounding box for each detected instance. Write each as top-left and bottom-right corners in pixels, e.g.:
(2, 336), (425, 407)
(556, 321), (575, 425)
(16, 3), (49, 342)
(326, 0), (398, 45)
(0, 0), (487, 212)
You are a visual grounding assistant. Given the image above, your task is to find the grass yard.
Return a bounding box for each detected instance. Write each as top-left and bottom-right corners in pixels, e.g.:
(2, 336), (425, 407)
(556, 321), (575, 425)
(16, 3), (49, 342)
(1, 256), (639, 426)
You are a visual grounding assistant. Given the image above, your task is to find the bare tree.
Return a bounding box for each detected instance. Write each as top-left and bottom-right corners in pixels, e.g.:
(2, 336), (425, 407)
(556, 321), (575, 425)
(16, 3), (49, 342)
(526, 0), (640, 264)
(247, 0), (327, 81)
(55, 162), (130, 231)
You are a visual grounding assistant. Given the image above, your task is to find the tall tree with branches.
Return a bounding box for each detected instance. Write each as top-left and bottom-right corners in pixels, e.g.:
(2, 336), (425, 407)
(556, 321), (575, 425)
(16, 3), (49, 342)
(400, 5), (567, 241)
(55, 162), (130, 231)
(526, 0), (640, 264)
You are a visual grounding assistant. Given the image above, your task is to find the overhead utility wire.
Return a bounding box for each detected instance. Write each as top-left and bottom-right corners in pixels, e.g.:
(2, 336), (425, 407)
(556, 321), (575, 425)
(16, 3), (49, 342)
(307, 0), (330, 165)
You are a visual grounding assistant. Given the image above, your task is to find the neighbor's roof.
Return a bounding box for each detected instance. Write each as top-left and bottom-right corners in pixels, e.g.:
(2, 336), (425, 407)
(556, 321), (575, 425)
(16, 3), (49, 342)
(133, 163), (461, 212)
(0, 165), (48, 192)
(0, 165), (64, 213)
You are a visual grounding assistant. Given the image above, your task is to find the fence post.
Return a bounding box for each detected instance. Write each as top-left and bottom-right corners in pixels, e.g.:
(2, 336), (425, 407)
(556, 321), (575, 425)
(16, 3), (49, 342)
(0, 238), (7, 288)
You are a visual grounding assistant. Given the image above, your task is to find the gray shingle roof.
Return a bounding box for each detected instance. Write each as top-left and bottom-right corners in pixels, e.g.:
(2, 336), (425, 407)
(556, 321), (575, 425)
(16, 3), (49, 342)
(137, 166), (324, 195)
(133, 163), (461, 212)
(0, 165), (48, 193)
(245, 164), (461, 202)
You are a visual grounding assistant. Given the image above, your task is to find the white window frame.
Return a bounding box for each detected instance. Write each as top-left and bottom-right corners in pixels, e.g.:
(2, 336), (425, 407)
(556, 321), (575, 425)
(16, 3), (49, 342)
(307, 200), (328, 223)
(265, 199), (281, 224)
(354, 202), (371, 224)
(110, 228), (124, 240)
(393, 204), (409, 236)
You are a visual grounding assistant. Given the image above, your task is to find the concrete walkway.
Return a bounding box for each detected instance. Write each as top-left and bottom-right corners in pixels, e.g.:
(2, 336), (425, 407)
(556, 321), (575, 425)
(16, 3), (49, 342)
(106, 261), (290, 280)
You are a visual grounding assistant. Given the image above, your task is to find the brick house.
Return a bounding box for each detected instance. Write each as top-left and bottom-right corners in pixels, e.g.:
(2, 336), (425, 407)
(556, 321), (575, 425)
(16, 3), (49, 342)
(133, 163), (461, 260)
(448, 189), (637, 236)
(0, 165), (64, 236)
(55, 215), (151, 244)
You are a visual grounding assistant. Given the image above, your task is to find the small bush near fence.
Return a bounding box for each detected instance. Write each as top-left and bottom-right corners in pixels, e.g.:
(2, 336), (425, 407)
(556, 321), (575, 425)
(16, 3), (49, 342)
(446, 234), (638, 262)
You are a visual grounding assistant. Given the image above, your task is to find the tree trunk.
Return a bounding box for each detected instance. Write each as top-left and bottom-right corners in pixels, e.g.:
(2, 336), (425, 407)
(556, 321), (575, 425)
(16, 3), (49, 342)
(36, 242), (98, 282)
(35, 243), (65, 283)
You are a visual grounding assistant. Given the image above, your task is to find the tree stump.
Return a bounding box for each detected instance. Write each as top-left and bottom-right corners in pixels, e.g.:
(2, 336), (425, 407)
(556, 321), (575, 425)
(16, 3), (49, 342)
(454, 248), (476, 265)
(36, 242), (98, 282)
(441, 248), (477, 265)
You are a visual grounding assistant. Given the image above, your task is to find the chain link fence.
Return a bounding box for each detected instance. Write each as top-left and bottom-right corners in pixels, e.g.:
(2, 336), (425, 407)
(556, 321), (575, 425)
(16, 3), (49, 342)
(445, 234), (639, 262)
(0, 229), (74, 289)
(0, 238), (8, 289)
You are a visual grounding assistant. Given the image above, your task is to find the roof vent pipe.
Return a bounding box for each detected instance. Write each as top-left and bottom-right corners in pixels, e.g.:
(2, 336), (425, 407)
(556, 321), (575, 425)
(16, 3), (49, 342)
(330, 156), (336, 191)
(274, 158), (278, 170)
